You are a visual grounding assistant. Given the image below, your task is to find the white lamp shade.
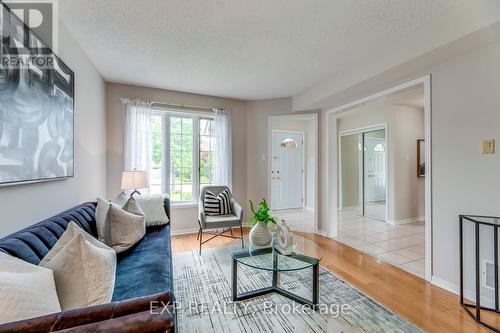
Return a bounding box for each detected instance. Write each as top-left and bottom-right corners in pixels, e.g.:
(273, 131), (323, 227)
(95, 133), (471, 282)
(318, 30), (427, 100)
(121, 170), (148, 190)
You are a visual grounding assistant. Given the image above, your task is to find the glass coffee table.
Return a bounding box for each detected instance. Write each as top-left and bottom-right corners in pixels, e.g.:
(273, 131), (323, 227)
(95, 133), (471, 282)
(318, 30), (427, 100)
(231, 246), (321, 307)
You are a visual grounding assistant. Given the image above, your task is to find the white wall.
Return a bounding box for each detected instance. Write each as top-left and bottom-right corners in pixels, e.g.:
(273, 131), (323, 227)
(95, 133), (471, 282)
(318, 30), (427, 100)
(105, 82), (247, 235)
(0, 22), (107, 237)
(270, 117), (316, 210)
(430, 40), (500, 291)
(324, 39), (500, 292)
(337, 102), (425, 223)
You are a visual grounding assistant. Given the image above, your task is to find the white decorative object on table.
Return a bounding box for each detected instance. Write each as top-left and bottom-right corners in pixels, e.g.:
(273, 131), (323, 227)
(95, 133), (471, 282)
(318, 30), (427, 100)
(275, 219), (293, 255)
(248, 199), (275, 247)
(249, 221), (272, 246)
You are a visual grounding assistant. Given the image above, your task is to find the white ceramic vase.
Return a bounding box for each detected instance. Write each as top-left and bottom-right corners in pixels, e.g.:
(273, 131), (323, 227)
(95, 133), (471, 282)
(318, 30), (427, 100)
(249, 221), (272, 246)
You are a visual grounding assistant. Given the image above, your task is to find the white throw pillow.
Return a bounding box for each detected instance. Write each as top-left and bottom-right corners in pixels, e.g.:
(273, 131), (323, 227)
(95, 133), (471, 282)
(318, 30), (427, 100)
(95, 197), (146, 253)
(40, 221), (114, 266)
(135, 194), (169, 226)
(0, 253), (61, 324)
(41, 234), (116, 311)
(113, 191), (128, 206)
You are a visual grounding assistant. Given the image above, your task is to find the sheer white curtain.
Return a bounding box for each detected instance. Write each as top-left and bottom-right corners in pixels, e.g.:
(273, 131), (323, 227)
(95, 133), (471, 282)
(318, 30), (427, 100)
(212, 109), (232, 189)
(121, 98), (153, 191)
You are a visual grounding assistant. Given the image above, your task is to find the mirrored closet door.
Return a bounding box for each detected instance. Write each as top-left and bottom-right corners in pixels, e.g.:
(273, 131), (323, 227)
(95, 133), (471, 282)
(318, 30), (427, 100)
(340, 127), (387, 221)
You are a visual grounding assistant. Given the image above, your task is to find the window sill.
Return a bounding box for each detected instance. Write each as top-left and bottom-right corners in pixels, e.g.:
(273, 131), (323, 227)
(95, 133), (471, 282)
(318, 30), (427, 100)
(171, 202), (198, 209)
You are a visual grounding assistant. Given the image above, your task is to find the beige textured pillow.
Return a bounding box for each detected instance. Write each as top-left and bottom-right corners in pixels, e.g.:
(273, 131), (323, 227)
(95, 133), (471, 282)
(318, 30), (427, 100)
(40, 221), (113, 266)
(108, 204), (145, 253)
(0, 253), (61, 324)
(95, 197), (145, 253)
(41, 234), (116, 311)
(122, 196), (144, 216)
(95, 197), (112, 243)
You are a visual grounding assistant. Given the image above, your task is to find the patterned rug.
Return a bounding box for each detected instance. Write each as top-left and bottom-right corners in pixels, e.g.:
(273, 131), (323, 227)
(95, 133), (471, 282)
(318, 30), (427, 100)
(173, 246), (421, 333)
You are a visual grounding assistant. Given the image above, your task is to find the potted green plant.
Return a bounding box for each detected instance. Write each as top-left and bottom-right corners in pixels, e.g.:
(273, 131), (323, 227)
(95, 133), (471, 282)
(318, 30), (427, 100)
(248, 199), (276, 246)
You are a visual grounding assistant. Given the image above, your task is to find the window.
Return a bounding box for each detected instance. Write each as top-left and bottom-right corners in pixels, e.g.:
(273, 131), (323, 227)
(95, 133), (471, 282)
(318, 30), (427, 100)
(170, 116), (193, 201)
(150, 110), (215, 204)
(374, 143), (385, 152)
(280, 138), (298, 148)
(150, 115), (163, 195)
(199, 118), (214, 192)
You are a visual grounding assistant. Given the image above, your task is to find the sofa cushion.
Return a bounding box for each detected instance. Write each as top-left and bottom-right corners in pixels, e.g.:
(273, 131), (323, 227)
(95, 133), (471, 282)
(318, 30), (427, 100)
(0, 253), (61, 324)
(112, 224), (173, 302)
(42, 234), (117, 310)
(0, 203), (97, 265)
(40, 221), (113, 266)
(0, 201), (173, 308)
(205, 214), (241, 229)
(135, 195), (170, 227)
(96, 198), (146, 253)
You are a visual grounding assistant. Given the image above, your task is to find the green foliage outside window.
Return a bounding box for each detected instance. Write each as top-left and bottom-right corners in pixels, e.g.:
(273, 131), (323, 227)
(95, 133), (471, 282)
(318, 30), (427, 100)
(152, 117), (162, 166)
(150, 115), (214, 202)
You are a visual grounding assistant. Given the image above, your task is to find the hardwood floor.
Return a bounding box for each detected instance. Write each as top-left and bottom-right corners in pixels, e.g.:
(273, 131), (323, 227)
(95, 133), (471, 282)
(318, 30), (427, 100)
(172, 229), (494, 333)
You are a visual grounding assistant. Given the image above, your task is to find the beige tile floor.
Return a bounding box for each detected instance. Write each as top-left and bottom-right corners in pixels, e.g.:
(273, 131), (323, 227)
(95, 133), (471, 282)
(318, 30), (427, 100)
(273, 208), (316, 233)
(335, 212), (426, 277)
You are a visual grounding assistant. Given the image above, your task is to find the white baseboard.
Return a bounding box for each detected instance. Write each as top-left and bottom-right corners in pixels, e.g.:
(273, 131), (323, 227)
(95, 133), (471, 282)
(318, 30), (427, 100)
(431, 275), (494, 307)
(289, 225), (316, 233)
(387, 216), (425, 225)
(316, 229), (327, 237)
(315, 229), (337, 238)
(431, 276), (458, 294)
(170, 227), (199, 236)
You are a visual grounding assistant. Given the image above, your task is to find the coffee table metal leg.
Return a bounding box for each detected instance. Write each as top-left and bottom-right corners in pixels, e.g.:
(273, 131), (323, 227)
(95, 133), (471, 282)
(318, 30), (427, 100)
(272, 250), (279, 287)
(232, 257), (237, 301)
(232, 253), (320, 308)
(312, 262), (319, 306)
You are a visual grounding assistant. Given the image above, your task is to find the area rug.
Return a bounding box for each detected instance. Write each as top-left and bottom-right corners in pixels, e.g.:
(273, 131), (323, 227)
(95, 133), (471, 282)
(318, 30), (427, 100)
(173, 246), (421, 333)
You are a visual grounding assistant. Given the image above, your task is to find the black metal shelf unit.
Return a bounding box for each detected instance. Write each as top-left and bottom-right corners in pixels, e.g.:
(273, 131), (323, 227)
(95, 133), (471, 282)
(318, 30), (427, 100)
(460, 215), (500, 332)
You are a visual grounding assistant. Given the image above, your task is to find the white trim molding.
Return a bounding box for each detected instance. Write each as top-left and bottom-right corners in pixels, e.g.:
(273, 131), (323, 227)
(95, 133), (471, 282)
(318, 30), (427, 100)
(324, 74), (432, 282)
(387, 216), (425, 226)
(267, 114), (319, 234)
(431, 276), (458, 294)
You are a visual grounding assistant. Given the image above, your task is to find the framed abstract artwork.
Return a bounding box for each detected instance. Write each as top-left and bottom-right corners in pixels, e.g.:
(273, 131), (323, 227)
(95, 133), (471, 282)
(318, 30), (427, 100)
(0, 3), (75, 186)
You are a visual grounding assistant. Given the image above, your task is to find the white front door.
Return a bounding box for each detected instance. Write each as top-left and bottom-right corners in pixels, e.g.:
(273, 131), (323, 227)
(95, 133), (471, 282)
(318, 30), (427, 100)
(271, 131), (304, 210)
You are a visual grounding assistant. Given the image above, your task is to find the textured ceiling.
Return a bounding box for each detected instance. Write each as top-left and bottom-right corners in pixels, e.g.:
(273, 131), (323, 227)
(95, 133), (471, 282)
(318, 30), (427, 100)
(60, 0), (461, 100)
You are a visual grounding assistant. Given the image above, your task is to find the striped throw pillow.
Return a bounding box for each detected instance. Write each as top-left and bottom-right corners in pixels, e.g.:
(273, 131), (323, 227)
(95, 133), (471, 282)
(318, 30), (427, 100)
(204, 189), (233, 216)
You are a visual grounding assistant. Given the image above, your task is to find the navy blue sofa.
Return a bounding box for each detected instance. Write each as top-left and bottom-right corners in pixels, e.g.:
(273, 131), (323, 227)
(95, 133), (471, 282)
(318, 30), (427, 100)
(0, 201), (175, 332)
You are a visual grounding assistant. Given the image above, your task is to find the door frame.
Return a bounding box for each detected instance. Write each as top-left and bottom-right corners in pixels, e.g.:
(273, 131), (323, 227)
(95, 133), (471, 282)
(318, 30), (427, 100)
(267, 114), (319, 233)
(325, 74), (432, 281)
(338, 123), (389, 223)
(271, 130), (305, 210)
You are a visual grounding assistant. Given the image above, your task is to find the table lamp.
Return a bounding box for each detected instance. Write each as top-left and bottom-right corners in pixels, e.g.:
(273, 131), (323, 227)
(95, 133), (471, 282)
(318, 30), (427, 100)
(121, 170), (148, 197)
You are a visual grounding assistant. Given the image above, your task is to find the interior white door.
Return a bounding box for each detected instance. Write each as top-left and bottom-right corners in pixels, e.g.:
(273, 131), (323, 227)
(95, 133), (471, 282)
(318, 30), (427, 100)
(271, 131), (304, 210)
(364, 137), (386, 203)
